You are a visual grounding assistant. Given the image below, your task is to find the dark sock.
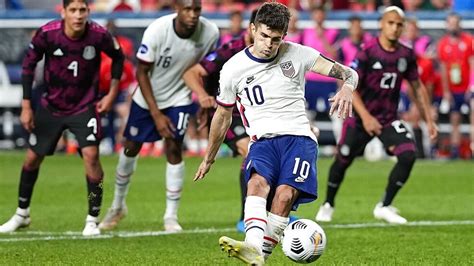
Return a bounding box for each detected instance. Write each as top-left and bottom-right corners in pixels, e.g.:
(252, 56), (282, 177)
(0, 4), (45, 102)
(238, 162), (247, 221)
(18, 167), (40, 209)
(86, 175), (104, 217)
(382, 151), (416, 206)
(325, 158), (352, 207)
(413, 128), (425, 158)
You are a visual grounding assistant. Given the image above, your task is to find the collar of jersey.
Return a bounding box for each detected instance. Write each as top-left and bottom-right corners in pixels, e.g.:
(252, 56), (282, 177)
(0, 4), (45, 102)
(245, 46), (279, 63)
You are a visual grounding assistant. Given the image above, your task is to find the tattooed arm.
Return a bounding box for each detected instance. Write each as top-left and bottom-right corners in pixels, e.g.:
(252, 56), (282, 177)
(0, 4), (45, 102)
(311, 54), (359, 89)
(309, 54), (359, 118)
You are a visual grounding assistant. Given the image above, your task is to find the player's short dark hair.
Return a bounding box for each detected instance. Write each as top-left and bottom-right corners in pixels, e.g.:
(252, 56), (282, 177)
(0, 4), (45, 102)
(254, 2), (290, 33)
(249, 9), (258, 24)
(63, 0), (89, 8)
(230, 10), (242, 18)
(349, 15), (361, 23)
(447, 12), (461, 21)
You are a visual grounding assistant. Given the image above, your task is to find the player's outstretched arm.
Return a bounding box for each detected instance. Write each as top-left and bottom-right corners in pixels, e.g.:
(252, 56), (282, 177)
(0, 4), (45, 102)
(310, 55), (359, 119)
(183, 64), (215, 109)
(194, 105), (233, 181)
(409, 79), (438, 140)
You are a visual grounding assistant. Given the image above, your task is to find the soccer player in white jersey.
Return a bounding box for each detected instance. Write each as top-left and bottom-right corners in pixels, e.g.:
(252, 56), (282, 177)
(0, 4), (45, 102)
(99, 0), (219, 232)
(194, 2), (358, 265)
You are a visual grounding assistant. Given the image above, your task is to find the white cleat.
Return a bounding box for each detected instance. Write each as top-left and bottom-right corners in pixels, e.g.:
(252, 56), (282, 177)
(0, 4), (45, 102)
(373, 202), (407, 224)
(164, 216), (183, 232)
(82, 215), (101, 236)
(0, 208), (31, 233)
(315, 202), (334, 222)
(219, 236), (265, 266)
(98, 205), (128, 230)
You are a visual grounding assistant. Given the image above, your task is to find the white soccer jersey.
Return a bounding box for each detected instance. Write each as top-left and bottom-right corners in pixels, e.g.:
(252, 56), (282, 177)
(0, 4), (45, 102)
(134, 14), (219, 109)
(217, 42), (321, 142)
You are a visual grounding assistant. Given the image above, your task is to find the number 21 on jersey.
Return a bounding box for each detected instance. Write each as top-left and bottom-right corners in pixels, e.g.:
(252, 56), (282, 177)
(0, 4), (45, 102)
(380, 72), (397, 89)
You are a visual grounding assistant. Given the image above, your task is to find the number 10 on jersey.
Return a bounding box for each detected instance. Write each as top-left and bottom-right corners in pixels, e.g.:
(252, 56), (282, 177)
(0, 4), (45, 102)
(244, 85), (265, 105)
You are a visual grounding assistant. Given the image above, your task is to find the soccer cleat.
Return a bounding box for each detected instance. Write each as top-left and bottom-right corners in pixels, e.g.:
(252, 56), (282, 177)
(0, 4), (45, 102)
(98, 205), (128, 230)
(219, 236), (264, 265)
(315, 202), (334, 222)
(164, 217), (183, 232)
(82, 215), (100, 236)
(373, 202), (407, 224)
(0, 208), (31, 233)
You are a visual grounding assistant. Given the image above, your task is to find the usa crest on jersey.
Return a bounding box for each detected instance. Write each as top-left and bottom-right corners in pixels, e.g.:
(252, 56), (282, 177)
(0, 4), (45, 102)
(280, 61), (295, 78)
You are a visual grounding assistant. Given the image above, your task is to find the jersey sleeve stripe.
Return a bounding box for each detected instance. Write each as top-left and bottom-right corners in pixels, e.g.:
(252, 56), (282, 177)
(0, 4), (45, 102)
(137, 58), (154, 65)
(216, 99), (235, 107)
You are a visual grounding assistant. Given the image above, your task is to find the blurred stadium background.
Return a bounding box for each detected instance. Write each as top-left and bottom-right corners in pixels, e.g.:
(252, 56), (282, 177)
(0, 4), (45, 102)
(0, 0), (473, 159)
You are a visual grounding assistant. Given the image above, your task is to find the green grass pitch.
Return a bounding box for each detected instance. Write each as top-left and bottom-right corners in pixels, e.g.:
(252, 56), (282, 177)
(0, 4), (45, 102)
(0, 152), (473, 264)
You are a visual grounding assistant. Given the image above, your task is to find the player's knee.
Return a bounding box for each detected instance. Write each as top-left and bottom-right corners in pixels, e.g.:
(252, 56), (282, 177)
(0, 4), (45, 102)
(273, 188), (297, 208)
(123, 140), (141, 156)
(81, 148), (100, 167)
(247, 175), (270, 196)
(397, 151), (416, 166)
(23, 149), (44, 170)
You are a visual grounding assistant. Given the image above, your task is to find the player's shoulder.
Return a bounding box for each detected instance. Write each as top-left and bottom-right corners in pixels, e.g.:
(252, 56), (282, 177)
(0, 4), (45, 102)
(281, 41), (318, 59)
(224, 36), (246, 52)
(397, 41), (416, 57)
(361, 37), (379, 52)
(40, 19), (62, 33)
(147, 13), (175, 30)
(221, 49), (248, 74)
(88, 21), (108, 35)
(198, 16), (219, 33)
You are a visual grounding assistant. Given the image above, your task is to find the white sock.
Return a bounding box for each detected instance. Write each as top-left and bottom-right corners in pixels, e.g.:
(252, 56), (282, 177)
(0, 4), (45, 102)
(15, 207), (29, 217)
(164, 161), (185, 219)
(262, 213), (289, 260)
(86, 214), (99, 223)
(112, 151), (138, 209)
(244, 196), (267, 254)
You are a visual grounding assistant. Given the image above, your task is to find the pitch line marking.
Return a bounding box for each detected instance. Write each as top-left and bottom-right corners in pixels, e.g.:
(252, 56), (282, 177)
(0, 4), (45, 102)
(0, 220), (473, 243)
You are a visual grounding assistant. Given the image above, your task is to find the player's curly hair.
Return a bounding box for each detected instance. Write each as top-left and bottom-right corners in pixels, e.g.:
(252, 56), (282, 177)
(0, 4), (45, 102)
(254, 2), (290, 33)
(63, 0), (89, 8)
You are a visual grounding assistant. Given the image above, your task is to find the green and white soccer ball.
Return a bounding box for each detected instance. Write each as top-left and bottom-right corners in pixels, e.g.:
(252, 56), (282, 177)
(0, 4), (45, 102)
(281, 219), (327, 264)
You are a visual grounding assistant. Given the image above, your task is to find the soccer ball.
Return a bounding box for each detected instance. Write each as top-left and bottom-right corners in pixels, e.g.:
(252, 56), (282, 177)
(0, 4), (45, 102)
(281, 219), (327, 263)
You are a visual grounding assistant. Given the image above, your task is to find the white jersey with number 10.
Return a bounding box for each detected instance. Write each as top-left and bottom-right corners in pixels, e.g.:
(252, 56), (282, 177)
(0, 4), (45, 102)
(217, 41), (321, 142)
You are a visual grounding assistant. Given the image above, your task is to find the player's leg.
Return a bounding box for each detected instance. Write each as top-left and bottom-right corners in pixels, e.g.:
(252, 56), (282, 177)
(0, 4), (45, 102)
(219, 173), (269, 266)
(100, 101), (158, 230)
(262, 136), (317, 261)
(375, 120), (417, 224)
(220, 138), (278, 265)
(0, 149), (45, 233)
(316, 118), (371, 222)
(68, 106), (107, 235)
(262, 185), (299, 261)
(162, 105), (194, 232)
(449, 94), (464, 158)
(80, 145), (104, 236)
(0, 105), (63, 233)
